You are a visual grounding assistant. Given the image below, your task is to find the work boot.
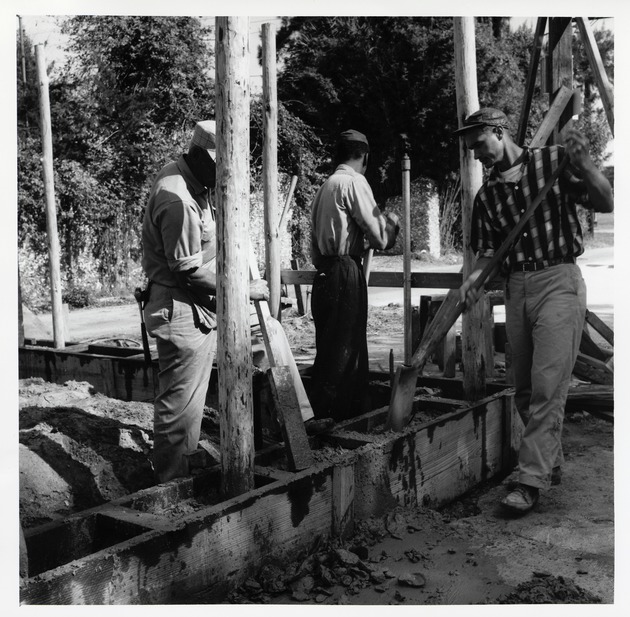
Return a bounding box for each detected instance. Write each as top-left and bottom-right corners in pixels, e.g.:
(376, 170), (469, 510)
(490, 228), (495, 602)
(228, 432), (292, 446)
(501, 483), (539, 514)
(305, 417), (335, 436)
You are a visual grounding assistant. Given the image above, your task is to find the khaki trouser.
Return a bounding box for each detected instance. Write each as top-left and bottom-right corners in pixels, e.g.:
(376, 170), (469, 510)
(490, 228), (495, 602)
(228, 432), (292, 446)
(505, 263), (586, 490)
(144, 283), (217, 483)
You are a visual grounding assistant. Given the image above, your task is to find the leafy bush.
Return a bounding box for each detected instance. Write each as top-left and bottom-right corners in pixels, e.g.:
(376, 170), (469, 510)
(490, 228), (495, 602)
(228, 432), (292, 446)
(62, 285), (94, 308)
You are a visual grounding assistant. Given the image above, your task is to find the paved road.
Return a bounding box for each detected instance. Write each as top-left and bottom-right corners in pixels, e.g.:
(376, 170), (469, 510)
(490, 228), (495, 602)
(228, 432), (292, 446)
(23, 245), (613, 344)
(368, 245), (614, 323)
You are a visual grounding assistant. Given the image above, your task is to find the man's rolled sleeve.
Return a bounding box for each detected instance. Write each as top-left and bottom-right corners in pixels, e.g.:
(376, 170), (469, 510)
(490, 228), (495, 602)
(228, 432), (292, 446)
(348, 176), (390, 249)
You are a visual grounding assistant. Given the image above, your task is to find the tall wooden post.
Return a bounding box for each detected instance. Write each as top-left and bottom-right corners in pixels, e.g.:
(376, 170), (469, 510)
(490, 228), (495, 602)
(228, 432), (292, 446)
(262, 23), (281, 320)
(35, 44), (65, 349)
(547, 18), (574, 142)
(215, 17), (254, 496)
(453, 17), (486, 400)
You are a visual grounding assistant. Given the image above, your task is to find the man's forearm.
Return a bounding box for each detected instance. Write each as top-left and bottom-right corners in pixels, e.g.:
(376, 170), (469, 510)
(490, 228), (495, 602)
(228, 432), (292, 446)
(582, 166), (614, 213)
(175, 268), (217, 295)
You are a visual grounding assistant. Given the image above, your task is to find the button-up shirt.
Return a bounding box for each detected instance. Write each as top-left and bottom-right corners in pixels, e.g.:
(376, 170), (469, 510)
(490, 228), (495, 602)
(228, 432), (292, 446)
(311, 164), (392, 268)
(471, 145), (590, 271)
(142, 154), (216, 287)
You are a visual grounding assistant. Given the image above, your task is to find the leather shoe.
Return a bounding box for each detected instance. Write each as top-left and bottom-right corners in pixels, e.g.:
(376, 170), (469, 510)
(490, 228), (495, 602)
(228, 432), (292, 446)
(501, 483), (539, 513)
(305, 417), (334, 436)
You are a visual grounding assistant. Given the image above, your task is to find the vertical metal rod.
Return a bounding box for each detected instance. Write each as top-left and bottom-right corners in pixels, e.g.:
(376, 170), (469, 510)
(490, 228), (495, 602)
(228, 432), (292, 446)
(402, 154), (412, 365)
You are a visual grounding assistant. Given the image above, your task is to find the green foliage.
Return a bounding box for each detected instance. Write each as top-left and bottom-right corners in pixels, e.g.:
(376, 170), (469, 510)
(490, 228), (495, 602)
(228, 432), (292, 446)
(62, 285), (94, 309)
(276, 17), (546, 210)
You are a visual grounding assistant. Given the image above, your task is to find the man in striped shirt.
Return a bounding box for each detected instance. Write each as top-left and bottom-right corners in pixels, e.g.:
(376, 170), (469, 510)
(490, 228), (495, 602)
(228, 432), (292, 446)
(310, 129), (400, 423)
(456, 108), (613, 514)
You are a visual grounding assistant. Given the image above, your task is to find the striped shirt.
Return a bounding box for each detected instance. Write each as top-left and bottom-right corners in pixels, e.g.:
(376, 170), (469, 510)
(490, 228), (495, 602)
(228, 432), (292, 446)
(471, 145), (590, 271)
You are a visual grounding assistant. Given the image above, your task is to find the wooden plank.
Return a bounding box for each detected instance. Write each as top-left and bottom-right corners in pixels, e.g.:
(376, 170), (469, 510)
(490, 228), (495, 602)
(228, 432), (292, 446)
(262, 22), (281, 319)
(547, 18), (574, 143)
(21, 466), (337, 604)
(281, 269), (463, 289)
(573, 352), (614, 385)
(575, 17), (614, 136)
(290, 258), (306, 315)
(580, 322), (612, 362)
(517, 17), (548, 144)
(529, 84), (574, 148)
(332, 464), (355, 538)
(267, 365), (315, 471)
(354, 393), (512, 518)
(585, 309), (614, 346)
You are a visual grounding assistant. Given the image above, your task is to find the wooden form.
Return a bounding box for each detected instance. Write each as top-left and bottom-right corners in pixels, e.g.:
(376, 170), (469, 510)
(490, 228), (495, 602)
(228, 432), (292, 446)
(281, 269), (462, 288)
(20, 383), (515, 604)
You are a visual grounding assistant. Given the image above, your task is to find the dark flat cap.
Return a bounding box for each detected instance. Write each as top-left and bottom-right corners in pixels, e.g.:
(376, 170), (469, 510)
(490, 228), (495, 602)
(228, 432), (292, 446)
(453, 108), (509, 136)
(339, 129), (369, 148)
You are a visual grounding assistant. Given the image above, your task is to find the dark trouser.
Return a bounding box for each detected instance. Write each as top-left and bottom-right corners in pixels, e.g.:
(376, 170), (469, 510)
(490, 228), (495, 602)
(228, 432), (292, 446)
(310, 255), (370, 422)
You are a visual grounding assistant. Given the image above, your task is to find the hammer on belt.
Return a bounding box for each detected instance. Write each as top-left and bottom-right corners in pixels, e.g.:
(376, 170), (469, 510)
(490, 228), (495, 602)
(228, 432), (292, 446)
(134, 286), (152, 366)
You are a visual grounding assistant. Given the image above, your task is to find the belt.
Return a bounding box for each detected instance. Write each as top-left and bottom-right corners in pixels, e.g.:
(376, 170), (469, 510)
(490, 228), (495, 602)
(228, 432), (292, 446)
(511, 255), (576, 272)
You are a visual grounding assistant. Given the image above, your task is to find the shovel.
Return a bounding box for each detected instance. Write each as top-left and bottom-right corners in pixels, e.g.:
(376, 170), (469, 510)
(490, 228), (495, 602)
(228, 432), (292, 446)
(386, 155), (569, 431)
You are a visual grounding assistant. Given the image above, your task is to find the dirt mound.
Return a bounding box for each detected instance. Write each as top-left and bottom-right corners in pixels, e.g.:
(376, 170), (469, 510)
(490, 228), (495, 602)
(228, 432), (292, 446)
(495, 572), (602, 604)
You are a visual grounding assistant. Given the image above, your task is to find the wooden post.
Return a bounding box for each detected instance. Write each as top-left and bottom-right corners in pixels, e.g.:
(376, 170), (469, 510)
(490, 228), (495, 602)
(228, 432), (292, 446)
(35, 44), (65, 349)
(402, 153), (412, 365)
(547, 18), (574, 142)
(262, 23), (281, 321)
(453, 17), (486, 400)
(215, 17), (255, 497)
(575, 17), (614, 136)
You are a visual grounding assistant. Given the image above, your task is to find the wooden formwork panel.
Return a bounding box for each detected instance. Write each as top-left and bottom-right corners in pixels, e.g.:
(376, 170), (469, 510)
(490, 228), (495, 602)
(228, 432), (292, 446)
(20, 464), (345, 604)
(329, 394), (513, 519)
(20, 390), (514, 605)
(19, 346), (157, 402)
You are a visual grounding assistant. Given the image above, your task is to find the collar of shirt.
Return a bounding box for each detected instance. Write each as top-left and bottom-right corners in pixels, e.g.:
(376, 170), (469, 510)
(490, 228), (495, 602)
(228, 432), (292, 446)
(334, 163), (359, 176)
(488, 147), (531, 187)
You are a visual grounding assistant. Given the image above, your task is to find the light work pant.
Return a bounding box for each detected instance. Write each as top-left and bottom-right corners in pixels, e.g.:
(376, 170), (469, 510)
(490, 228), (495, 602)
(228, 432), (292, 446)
(144, 283), (217, 483)
(505, 263), (586, 490)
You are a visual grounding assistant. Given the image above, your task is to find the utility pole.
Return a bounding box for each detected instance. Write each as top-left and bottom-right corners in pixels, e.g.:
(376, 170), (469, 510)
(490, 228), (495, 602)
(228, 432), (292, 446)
(35, 44), (65, 349)
(215, 17), (255, 497)
(453, 17), (486, 400)
(262, 22), (281, 320)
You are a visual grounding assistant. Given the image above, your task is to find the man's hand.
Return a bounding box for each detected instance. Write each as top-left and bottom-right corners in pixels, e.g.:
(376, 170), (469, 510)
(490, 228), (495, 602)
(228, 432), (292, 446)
(459, 269), (484, 311)
(249, 279), (269, 302)
(563, 128), (596, 174)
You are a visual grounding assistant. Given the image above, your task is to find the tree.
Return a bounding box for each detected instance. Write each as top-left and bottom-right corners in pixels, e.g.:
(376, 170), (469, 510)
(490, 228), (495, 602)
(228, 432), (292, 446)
(277, 17), (543, 203)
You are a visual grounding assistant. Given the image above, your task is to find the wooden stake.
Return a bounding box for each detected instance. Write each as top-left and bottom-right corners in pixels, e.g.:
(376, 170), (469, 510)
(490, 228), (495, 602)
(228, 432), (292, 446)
(575, 17), (614, 136)
(35, 45), (65, 349)
(453, 17), (485, 400)
(262, 23), (281, 321)
(215, 17), (255, 497)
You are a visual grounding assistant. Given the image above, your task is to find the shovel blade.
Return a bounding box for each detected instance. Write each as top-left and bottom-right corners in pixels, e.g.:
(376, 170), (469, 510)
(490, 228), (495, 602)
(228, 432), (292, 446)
(385, 364), (420, 431)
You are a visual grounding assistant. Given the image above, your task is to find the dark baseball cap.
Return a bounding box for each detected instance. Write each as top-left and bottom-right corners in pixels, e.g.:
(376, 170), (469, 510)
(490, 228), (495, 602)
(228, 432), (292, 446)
(338, 129), (370, 150)
(453, 108), (510, 136)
